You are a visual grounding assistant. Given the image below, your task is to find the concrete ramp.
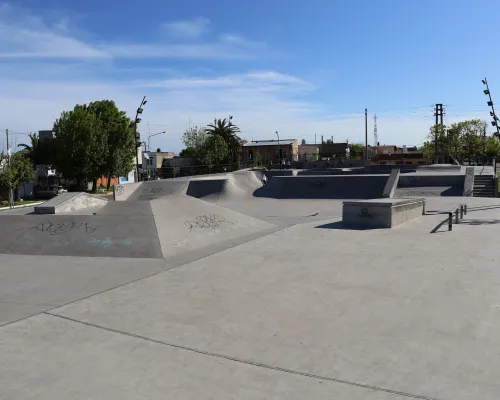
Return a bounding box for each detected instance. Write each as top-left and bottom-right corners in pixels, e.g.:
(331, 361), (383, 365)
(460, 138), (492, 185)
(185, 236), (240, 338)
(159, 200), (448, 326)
(0, 211), (162, 258)
(254, 175), (389, 199)
(150, 195), (276, 262)
(34, 192), (108, 214)
(126, 180), (190, 201)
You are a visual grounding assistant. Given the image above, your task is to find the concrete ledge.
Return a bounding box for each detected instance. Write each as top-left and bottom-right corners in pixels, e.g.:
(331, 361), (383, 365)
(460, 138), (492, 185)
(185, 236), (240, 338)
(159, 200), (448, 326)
(34, 192), (108, 214)
(342, 198), (425, 229)
(382, 169), (400, 198)
(463, 167), (474, 197)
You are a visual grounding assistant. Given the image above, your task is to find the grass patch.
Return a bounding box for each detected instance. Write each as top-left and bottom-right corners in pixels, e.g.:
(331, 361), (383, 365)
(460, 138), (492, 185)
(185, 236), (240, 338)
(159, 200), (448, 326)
(0, 200), (40, 208)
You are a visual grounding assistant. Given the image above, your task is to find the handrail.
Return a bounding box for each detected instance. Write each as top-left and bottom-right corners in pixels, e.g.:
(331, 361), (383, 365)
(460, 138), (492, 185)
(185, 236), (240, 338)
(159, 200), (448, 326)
(447, 204), (467, 231)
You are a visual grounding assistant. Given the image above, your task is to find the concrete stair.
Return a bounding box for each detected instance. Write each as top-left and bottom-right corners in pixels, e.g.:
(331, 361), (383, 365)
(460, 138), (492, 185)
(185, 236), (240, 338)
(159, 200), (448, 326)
(473, 175), (496, 197)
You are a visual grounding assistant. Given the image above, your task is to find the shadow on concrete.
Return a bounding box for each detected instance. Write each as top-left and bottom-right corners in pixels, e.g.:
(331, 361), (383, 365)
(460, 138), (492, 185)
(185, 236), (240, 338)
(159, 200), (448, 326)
(314, 221), (373, 230)
(467, 205), (500, 212)
(460, 219), (500, 226)
(430, 218), (450, 234)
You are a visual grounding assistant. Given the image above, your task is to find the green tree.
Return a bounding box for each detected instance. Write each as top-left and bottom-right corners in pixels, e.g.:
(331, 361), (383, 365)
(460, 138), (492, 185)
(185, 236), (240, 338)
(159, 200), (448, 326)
(206, 118), (243, 164)
(326, 139), (333, 144)
(0, 152), (34, 200)
(253, 151), (262, 166)
(301, 139), (306, 145)
(182, 126), (208, 159)
(17, 132), (56, 166)
(348, 142), (364, 159)
(86, 100), (136, 190)
(53, 105), (108, 192)
(424, 124), (448, 162)
(485, 136), (500, 157)
(179, 147), (198, 158)
(201, 134), (228, 167)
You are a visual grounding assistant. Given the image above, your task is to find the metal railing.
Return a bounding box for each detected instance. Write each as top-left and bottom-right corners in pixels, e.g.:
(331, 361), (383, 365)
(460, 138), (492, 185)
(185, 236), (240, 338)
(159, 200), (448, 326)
(447, 204), (467, 231)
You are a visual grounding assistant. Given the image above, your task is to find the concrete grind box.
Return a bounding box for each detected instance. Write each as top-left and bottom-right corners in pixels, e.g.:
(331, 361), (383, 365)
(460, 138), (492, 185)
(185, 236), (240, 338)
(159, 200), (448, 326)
(342, 198), (425, 229)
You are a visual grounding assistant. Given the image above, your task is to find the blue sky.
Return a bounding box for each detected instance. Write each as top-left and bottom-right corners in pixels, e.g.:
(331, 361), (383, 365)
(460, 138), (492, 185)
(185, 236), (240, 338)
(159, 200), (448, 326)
(1, 0), (499, 152)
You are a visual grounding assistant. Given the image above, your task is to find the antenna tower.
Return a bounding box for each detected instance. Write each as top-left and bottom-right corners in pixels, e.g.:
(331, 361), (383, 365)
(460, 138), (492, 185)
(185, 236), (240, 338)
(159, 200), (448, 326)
(373, 114), (378, 146)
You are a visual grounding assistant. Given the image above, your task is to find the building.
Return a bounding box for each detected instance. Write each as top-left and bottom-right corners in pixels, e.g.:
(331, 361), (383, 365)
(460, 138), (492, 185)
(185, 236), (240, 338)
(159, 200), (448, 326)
(143, 151), (175, 170)
(318, 142), (348, 159)
(367, 145), (430, 165)
(298, 145), (319, 161)
(242, 139), (298, 163)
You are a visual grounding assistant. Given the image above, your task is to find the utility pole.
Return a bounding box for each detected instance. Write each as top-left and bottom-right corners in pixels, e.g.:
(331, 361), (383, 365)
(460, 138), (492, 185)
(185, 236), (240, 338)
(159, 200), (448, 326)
(434, 104), (445, 163)
(373, 114), (378, 146)
(365, 108), (368, 161)
(314, 133), (316, 144)
(5, 129), (12, 208)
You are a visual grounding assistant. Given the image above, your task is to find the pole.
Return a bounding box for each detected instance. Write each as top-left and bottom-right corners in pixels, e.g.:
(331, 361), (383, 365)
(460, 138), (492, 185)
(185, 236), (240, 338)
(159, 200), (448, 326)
(435, 104), (439, 164)
(6, 129), (12, 208)
(276, 131), (280, 168)
(134, 95), (146, 182)
(365, 108), (368, 161)
(314, 133), (316, 144)
(483, 78), (500, 137)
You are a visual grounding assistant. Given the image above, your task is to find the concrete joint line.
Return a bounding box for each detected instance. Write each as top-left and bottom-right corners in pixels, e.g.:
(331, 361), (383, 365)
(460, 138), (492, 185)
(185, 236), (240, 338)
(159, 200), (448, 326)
(45, 312), (440, 400)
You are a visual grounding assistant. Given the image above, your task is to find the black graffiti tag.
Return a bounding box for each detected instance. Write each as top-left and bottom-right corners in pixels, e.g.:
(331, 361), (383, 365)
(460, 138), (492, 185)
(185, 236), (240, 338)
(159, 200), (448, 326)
(31, 221), (97, 236)
(184, 214), (233, 233)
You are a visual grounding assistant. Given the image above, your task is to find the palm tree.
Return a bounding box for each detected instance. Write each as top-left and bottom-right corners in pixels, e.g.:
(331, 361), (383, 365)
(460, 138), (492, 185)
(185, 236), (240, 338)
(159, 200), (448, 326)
(17, 133), (40, 164)
(205, 118), (243, 164)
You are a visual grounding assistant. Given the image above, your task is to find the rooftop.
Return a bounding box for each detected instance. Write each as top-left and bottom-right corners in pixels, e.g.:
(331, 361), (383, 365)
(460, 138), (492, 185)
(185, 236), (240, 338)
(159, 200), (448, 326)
(243, 139), (296, 147)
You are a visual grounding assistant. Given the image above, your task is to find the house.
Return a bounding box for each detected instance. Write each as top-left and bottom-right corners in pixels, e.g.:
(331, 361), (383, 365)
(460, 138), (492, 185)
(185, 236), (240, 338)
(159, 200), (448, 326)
(242, 139), (298, 163)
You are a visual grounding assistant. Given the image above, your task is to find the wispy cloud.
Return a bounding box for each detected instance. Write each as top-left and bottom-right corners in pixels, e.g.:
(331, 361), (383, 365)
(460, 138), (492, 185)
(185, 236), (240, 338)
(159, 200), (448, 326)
(0, 5), (262, 60)
(161, 17), (210, 38)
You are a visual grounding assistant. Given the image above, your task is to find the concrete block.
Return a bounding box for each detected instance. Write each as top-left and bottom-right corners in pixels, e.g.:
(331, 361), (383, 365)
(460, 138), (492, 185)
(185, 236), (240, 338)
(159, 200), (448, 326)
(342, 198), (425, 229)
(463, 167), (474, 197)
(34, 192), (108, 214)
(381, 169), (400, 198)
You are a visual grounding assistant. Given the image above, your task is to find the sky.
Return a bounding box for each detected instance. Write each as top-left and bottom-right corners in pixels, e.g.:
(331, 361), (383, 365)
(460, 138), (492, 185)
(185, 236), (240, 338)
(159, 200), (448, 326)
(0, 0), (499, 153)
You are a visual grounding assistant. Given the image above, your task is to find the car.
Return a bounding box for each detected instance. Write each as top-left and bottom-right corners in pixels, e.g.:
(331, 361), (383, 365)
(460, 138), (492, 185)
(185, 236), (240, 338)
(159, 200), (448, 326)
(36, 185), (68, 198)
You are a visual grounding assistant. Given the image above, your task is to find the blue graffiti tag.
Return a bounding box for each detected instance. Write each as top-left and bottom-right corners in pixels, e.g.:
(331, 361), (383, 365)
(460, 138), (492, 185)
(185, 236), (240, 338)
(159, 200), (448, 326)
(88, 238), (133, 248)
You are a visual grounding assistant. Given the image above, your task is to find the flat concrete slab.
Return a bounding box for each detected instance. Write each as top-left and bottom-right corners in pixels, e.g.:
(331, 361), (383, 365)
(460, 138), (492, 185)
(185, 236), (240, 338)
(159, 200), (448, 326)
(49, 203), (500, 399)
(0, 314), (395, 400)
(0, 255), (165, 326)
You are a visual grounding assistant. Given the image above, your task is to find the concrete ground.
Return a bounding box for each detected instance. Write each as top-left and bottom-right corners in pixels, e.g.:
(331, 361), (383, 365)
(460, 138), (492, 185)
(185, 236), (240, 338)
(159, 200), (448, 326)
(2, 192), (500, 399)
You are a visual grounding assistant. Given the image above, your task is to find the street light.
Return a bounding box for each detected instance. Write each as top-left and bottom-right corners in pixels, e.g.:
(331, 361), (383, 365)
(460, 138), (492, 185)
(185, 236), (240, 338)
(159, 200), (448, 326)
(482, 78), (500, 137)
(134, 96), (147, 182)
(147, 130), (167, 153)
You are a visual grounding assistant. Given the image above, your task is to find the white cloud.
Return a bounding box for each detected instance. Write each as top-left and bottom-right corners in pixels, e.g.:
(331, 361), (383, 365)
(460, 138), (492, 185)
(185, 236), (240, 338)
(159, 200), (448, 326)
(0, 5), (262, 60)
(161, 17), (211, 38)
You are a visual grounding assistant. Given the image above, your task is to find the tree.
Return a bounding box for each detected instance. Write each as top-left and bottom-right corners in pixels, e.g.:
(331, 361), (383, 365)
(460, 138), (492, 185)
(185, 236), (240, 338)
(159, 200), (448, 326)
(201, 135), (228, 167)
(253, 151), (262, 167)
(85, 100), (136, 190)
(326, 139), (333, 144)
(0, 152), (34, 200)
(182, 126), (208, 159)
(179, 147), (198, 158)
(485, 136), (500, 157)
(156, 148), (161, 152)
(348, 143), (365, 159)
(423, 124), (448, 162)
(53, 105), (108, 192)
(301, 139), (306, 145)
(206, 118), (243, 164)
(17, 132), (55, 166)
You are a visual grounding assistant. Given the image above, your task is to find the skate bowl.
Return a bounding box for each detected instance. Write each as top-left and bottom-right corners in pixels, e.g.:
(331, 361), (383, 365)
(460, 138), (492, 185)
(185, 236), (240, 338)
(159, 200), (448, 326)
(395, 173), (465, 197)
(254, 174), (390, 199)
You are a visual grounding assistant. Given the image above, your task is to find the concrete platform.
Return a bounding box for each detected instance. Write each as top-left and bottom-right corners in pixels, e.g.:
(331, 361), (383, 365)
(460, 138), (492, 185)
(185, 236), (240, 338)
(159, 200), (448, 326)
(342, 198), (425, 229)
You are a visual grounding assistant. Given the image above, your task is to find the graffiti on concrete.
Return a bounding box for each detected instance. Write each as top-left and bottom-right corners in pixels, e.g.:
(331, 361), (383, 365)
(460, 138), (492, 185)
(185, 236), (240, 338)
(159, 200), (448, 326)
(184, 214), (234, 233)
(115, 185), (125, 197)
(89, 238), (132, 248)
(31, 221), (97, 236)
(308, 179), (327, 190)
(142, 187), (164, 195)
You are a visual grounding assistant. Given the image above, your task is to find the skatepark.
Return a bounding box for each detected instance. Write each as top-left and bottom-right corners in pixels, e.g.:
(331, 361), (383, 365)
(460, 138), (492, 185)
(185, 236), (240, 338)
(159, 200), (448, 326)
(2, 165), (500, 399)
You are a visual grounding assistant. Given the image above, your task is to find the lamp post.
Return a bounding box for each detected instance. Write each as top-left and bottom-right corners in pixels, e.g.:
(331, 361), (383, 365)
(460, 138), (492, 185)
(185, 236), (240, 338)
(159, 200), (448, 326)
(134, 96), (147, 182)
(275, 131), (280, 168)
(482, 78), (500, 137)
